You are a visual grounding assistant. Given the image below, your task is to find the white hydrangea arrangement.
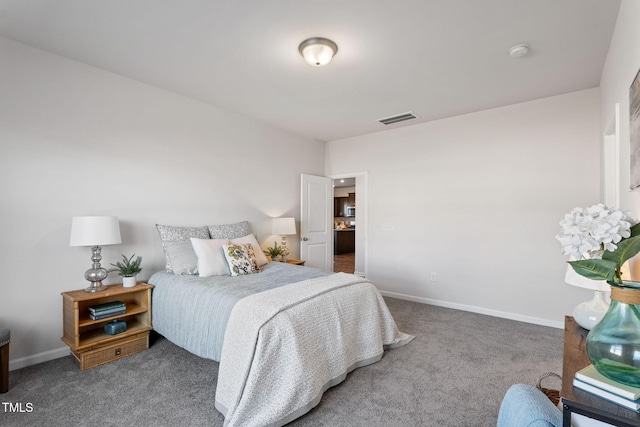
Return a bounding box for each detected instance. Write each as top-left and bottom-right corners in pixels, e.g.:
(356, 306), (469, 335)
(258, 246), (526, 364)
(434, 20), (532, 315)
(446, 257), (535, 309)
(556, 203), (640, 284)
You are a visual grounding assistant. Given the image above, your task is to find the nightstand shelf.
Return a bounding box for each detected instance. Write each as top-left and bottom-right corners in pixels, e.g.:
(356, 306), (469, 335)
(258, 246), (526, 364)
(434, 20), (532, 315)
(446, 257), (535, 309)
(78, 304), (147, 328)
(75, 317), (150, 350)
(286, 259), (306, 266)
(61, 283), (153, 370)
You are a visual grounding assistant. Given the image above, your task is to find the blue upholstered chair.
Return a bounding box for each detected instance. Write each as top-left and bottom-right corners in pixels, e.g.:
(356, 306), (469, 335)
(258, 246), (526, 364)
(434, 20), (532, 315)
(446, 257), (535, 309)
(497, 384), (562, 427)
(0, 328), (9, 393)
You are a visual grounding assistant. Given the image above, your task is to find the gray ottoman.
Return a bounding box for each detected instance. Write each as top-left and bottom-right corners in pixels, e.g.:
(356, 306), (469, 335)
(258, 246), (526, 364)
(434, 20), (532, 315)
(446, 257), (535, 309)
(0, 328), (9, 393)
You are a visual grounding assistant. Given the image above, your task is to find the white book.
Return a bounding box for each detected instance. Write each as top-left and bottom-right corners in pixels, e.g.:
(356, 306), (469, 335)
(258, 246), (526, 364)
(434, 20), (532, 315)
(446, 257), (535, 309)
(573, 378), (640, 412)
(575, 364), (640, 401)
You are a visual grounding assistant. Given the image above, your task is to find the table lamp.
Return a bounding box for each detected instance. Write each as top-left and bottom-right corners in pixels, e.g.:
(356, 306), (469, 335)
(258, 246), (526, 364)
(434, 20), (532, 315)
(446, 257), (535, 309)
(565, 265), (610, 330)
(272, 217), (296, 262)
(70, 216), (122, 292)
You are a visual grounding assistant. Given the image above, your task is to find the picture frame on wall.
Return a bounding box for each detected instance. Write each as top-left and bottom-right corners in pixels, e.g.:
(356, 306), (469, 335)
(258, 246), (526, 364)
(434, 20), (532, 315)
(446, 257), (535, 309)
(630, 68), (640, 190)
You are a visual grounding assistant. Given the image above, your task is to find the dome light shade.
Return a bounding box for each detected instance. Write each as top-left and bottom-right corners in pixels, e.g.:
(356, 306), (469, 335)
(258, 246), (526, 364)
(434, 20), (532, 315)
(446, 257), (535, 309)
(299, 37), (338, 67)
(508, 43), (529, 58)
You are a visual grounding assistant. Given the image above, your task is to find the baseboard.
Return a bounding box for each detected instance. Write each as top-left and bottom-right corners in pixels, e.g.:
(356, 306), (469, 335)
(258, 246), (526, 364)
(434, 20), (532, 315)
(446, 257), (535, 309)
(9, 346), (70, 371)
(353, 271), (365, 277)
(378, 290), (564, 329)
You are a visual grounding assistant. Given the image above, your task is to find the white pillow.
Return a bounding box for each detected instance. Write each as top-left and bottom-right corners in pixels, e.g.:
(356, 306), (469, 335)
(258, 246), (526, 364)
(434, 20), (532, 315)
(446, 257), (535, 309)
(231, 234), (269, 266)
(190, 238), (230, 277)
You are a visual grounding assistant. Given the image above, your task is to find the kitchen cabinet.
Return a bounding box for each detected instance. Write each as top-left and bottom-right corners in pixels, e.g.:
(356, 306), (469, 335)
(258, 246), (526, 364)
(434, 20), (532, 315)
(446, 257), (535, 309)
(334, 230), (355, 255)
(334, 197), (348, 217)
(334, 194), (356, 217)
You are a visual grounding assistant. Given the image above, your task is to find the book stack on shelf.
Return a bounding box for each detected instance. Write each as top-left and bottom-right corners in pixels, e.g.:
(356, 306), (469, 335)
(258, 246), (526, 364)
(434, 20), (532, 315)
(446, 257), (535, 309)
(89, 300), (126, 321)
(573, 365), (640, 412)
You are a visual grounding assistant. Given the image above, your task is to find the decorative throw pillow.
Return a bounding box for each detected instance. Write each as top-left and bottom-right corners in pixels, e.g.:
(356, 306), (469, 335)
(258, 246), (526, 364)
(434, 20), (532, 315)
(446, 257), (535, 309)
(163, 241), (200, 275)
(190, 238), (230, 277)
(231, 234), (269, 266)
(207, 221), (251, 239)
(155, 224), (209, 272)
(222, 243), (261, 276)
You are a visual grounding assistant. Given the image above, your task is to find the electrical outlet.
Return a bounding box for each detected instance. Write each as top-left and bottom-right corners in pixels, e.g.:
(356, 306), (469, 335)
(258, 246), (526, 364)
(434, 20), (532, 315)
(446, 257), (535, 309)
(430, 272), (437, 282)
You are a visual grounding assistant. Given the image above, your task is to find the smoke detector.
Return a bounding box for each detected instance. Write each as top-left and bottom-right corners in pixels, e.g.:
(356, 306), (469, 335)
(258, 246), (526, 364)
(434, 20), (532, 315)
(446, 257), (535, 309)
(508, 44), (529, 58)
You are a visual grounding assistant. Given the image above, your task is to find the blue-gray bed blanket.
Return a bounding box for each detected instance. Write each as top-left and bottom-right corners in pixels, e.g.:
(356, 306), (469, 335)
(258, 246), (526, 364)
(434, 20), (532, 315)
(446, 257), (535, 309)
(148, 262), (329, 361)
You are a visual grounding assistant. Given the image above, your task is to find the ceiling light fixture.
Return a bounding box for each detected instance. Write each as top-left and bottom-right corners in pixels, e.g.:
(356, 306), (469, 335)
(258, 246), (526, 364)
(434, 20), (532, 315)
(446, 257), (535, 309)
(299, 37), (338, 67)
(508, 43), (529, 58)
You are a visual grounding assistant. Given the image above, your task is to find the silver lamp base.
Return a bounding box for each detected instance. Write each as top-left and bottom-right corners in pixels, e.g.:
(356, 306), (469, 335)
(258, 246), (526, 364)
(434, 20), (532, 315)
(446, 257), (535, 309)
(85, 281), (108, 293)
(281, 236), (289, 262)
(83, 245), (109, 293)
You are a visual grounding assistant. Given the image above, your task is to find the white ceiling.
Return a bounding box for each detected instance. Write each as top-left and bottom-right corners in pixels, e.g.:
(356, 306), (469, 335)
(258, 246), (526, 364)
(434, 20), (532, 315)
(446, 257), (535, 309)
(334, 178), (356, 188)
(0, 0), (621, 142)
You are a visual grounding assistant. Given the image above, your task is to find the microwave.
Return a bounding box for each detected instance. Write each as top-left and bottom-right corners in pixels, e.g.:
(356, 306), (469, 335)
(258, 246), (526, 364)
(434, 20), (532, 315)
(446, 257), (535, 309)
(346, 207), (355, 217)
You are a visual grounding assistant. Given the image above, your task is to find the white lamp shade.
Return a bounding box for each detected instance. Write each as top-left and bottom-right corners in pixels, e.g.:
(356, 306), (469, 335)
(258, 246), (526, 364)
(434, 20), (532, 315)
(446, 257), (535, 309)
(272, 217), (296, 235)
(70, 216), (122, 246)
(564, 265), (610, 292)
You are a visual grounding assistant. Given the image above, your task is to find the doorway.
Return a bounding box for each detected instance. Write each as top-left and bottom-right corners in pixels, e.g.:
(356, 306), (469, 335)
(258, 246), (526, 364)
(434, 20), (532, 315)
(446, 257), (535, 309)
(333, 177), (355, 273)
(331, 173), (367, 277)
(603, 102), (620, 208)
(300, 172), (367, 276)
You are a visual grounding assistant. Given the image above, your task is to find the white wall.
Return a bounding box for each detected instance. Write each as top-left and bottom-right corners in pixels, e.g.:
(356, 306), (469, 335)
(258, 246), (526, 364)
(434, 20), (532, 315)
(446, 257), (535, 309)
(600, 0), (640, 218)
(0, 37), (325, 368)
(326, 89), (601, 327)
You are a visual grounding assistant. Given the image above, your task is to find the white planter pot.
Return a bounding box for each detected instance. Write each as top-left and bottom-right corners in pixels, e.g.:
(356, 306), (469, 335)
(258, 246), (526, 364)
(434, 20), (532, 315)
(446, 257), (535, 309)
(122, 276), (137, 288)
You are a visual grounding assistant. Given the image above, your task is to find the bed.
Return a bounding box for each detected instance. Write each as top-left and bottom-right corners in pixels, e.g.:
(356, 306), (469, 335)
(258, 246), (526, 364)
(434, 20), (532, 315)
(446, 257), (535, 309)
(149, 262), (329, 361)
(148, 222), (414, 426)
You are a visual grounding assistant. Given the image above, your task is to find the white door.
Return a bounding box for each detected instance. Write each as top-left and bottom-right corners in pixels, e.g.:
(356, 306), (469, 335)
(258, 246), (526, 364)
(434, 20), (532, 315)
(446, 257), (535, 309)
(300, 174), (333, 271)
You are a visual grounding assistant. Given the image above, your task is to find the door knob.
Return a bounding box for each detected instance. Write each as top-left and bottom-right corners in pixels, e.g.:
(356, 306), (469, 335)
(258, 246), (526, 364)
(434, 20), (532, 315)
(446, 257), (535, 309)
(302, 237), (309, 241)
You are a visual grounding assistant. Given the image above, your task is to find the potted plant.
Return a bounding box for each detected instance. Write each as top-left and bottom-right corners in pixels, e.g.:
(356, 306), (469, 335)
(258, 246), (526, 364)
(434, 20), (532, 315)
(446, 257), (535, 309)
(556, 204), (640, 387)
(110, 254), (142, 287)
(264, 242), (284, 262)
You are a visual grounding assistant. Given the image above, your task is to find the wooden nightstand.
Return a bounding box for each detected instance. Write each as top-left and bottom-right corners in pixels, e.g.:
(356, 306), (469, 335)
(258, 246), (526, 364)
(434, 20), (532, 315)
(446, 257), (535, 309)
(61, 283), (153, 370)
(286, 259), (306, 266)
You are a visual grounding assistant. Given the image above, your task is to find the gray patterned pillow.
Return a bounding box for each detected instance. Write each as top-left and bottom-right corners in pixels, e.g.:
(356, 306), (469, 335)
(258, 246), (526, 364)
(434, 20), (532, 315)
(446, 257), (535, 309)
(207, 221), (251, 239)
(156, 224), (209, 272)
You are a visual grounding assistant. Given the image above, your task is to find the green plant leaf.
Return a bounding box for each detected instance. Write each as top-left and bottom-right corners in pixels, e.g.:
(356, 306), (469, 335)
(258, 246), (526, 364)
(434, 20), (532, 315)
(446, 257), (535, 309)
(602, 235), (640, 268)
(630, 223), (640, 237)
(263, 242), (284, 256)
(110, 253), (142, 276)
(568, 259), (618, 281)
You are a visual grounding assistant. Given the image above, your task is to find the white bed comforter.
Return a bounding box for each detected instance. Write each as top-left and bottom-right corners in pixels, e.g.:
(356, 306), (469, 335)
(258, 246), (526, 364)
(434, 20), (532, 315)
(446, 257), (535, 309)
(214, 272), (414, 427)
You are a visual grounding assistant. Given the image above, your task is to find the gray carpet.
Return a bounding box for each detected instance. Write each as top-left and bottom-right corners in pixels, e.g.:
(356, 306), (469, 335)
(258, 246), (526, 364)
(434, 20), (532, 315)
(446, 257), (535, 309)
(1, 298), (563, 426)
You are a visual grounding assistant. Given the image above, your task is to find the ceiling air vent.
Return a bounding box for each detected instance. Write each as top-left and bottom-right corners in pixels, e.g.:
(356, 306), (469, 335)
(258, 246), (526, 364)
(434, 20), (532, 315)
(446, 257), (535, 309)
(378, 112), (417, 125)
